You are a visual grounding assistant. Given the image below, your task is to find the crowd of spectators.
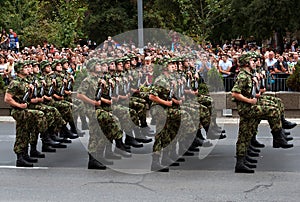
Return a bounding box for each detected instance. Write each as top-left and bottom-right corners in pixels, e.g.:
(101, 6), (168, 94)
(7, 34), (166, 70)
(1, 31), (300, 92)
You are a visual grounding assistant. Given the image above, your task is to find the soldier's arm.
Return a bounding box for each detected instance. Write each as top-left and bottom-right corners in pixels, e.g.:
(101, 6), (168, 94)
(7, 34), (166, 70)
(4, 92), (27, 109)
(77, 93), (100, 106)
(149, 94), (172, 107)
(231, 92), (257, 105)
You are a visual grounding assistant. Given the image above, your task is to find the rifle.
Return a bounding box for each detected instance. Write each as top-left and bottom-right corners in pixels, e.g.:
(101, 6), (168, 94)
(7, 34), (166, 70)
(21, 88), (31, 103)
(95, 79), (103, 101)
(186, 66), (191, 88)
(168, 81), (174, 101)
(191, 70), (199, 91)
(31, 76), (38, 99)
(48, 74), (56, 96)
(59, 74), (67, 96)
(251, 72), (259, 98)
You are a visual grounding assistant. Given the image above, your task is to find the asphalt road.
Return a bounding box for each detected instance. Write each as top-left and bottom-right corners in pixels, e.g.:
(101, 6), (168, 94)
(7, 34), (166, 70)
(1, 120), (300, 202)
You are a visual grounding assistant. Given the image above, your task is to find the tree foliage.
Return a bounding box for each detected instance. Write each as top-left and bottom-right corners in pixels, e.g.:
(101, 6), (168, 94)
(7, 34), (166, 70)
(1, 0), (300, 48)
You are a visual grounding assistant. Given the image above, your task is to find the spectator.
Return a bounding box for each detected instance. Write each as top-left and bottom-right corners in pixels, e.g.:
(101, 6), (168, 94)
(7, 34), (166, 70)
(6, 55), (15, 81)
(274, 56), (288, 73)
(0, 54), (9, 85)
(0, 29), (9, 50)
(8, 29), (18, 52)
(265, 51), (277, 73)
(218, 54), (233, 91)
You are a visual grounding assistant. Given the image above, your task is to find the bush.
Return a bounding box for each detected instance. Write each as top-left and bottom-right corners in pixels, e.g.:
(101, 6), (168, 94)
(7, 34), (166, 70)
(287, 61), (300, 91)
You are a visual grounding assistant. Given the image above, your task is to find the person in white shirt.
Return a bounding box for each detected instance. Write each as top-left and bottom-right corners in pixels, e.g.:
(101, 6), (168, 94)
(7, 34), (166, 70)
(218, 54), (233, 91)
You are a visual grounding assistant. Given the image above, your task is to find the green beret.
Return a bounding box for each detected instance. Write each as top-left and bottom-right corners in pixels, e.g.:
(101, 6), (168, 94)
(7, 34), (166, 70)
(60, 58), (69, 64)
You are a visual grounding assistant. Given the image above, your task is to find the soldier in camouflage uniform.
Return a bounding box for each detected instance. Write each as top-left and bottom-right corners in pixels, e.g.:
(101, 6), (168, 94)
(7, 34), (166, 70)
(28, 60), (68, 156)
(231, 52), (293, 173)
(149, 59), (198, 172)
(77, 58), (131, 169)
(4, 61), (47, 167)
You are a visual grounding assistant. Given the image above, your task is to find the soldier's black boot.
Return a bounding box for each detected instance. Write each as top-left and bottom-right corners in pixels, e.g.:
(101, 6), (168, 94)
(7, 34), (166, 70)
(281, 115), (297, 129)
(161, 151), (180, 167)
(211, 117), (226, 133)
(245, 155), (258, 164)
(251, 136), (265, 148)
(235, 156), (255, 173)
(69, 121), (84, 137)
(281, 132), (293, 141)
(50, 132), (65, 143)
(42, 131), (61, 146)
(248, 145), (260, 153)
(88, 153), (106, 170)
(134, 128), (152, 143)
(115, 138), (132, 158)
(179, 142), (194, 156)
(30, 144), (45, 158)
(42, 144), (56, 153)
(205, 127), (226, 140)
(125, 134), (143, 148)
(283, 129), (291, 136)
(244, 155), (257, 169)
(16, 153), (33, 167)
(62, 125), (79, 139)
(196, 129), (213, 147)
(247, 149), (259, 157)
(23, 147), (38, 163)
(151, 154), (169, 172)
(104, 144), (122, 160)
(272, 130), (293, 149)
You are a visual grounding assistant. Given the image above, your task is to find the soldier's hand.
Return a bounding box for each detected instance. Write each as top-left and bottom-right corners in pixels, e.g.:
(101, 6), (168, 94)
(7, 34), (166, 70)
(249, 98), (257, 105)
(165, 100), (173, 107)
(18, 103), (27, 109)
(94, 100), (101, 106)
(30, 98), (39, 104)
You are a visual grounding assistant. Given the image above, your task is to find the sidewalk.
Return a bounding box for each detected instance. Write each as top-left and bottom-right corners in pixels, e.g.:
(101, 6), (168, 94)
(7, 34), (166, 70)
(1, 115), (300, 124)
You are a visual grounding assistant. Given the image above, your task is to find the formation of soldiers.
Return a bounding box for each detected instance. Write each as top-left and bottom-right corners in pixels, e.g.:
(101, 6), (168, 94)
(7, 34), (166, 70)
(3, 47), (296, 173)
(232, 52), (296, 173)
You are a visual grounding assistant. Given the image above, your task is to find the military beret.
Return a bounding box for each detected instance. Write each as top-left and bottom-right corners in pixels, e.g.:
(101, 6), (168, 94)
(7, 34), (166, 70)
(14, 61), (26, 73)
(40, 60), (51, 71)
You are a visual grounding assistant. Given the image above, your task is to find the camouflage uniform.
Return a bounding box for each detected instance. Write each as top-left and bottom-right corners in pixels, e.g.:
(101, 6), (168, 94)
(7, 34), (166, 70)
(232, 68), (282, 157)
(7, 77), (47, 154)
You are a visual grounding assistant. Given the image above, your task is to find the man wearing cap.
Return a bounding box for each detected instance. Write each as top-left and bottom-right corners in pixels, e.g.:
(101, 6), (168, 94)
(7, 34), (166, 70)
(4, 61), (47, 167)
(232, 52), (293, 173)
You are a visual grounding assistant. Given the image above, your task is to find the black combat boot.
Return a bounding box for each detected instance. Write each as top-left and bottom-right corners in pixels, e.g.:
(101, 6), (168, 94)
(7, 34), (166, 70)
(125, 134), (143, 148)
(245, 155), (258, 164)
(281, 132), (293, 141)
(196, 129), (213, 147)
(69, 121), (84, 137)
(23, 147), (38, 163)
(42, 144), (56, 153)
(211, 117), (226, 133)
(115, 138), (132, 158)
(134, 128), (152, 143)
(247, 149), (259, 157)
(250, 136), (265, 148)
(41, 131), (61, 146)
(16, 153), (33, 167)
(50, 132), (65, 143)
(235, 156), (255, 173)
(30, 144), (45, 158)
(243, 156), (257, 169)
(88, 153), (106, 170)
(179, 142), (194, 156)
(281, 115), (297, 130)
(205, 127), (226, 140)
(248, 145), (260, 153)
(161, 150), (180, 167)
(283, 129), (291, 136)
(272, 130), (293, 149)
(61, 125), (79, 139)
(104, 144), (122, 160)
(151, 154), (169, 172)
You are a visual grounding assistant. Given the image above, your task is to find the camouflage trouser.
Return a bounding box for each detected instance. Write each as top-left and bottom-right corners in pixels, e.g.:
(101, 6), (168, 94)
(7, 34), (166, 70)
(72, 98), (87, 128)
(28, 103), (66, 145)
(251, 95), (285, 139)
(130, 96), (147, 127)
(11, 108), (47, 154)
(95, 108), (123, 142)
(236, 103), (282, 157)
(112, 103), (140, 134)
(152, 104), (180, 152)
(48, 100), (73, 123)
(85, 108), (106, 154)
(182, 101), (211, 129)
(197, 95), (214, 116)
(236, 116), (257, 157)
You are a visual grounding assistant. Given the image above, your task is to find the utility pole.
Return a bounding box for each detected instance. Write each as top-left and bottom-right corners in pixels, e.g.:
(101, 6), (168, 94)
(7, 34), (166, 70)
(137, 0), (144, 54)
